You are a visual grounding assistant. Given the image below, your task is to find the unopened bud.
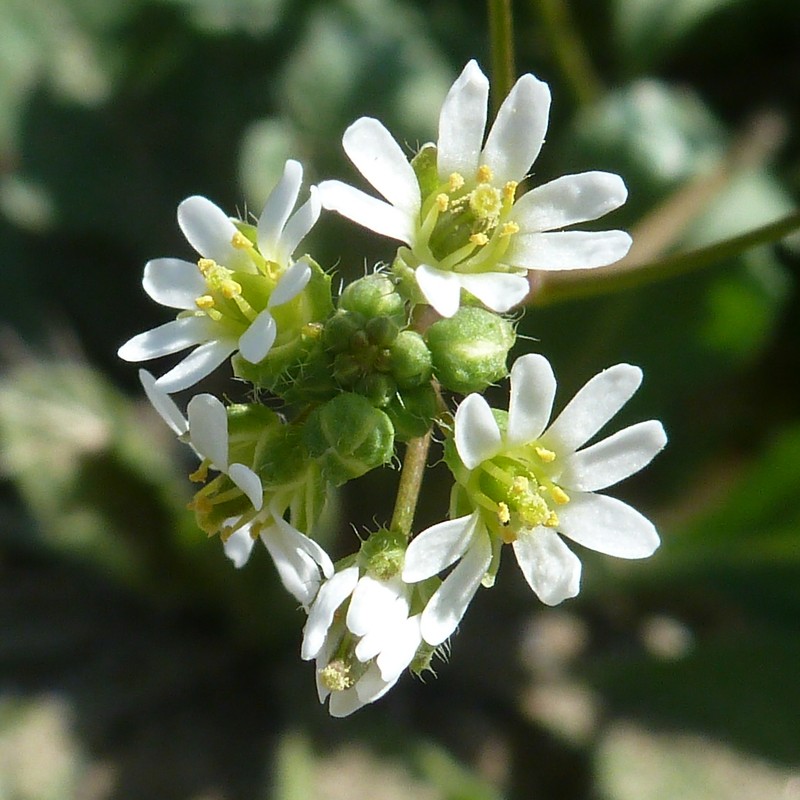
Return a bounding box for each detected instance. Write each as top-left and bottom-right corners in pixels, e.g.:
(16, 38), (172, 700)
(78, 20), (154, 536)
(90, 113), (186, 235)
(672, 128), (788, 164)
(389, 330), (432, 389)
(339, 274), (406, 325)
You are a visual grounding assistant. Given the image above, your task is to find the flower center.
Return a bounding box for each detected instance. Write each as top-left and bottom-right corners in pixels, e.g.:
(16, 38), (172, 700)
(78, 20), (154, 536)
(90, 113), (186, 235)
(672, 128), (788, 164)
(416, 162), (519, 274)
(463, 444), (570, 543)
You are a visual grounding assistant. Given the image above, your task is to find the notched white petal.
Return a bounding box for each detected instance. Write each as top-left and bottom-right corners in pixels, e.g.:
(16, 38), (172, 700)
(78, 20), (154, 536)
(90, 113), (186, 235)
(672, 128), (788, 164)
(269, 261), (311, 308)
(482, 72), (551, 184)
(506, 353), (556, 447)
(257, 159), (303, 252)
(557, 492), (660, 559)
(455, 394), (502, 469)
(402, 513), (478, 582)
(177, 195), (240, 266)
(142, 258), (206, 310)
(275, 188), (321, 264)
(155, 338), (236, 393)
(415, 264), (462, 318)
(512, 528), (581, 606)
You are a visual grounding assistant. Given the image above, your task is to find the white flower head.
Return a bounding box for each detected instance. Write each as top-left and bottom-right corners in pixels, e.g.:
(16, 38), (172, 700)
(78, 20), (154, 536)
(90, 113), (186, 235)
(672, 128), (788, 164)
(403, 353), (666, 646)
(119, 160), (321, 392)
(319, 61), (631, 318)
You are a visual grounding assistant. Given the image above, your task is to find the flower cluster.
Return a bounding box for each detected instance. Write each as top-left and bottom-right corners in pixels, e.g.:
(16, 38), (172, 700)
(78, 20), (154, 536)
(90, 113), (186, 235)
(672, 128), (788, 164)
(119, 61), (665, 716)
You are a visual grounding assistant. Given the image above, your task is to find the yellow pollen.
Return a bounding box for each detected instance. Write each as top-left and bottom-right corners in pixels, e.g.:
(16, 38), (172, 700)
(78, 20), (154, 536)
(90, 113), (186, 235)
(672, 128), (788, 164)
(197, 258), (216, 276)
(550, 486), (570, 505)
(500, 221), (520, 237)
(195, 295), (215, 310)
(220, 279), (242, 299)
(436, 193), (450, 212)
(231, 231), (254, 249)
(469, 232), (489, 246)
(469, 184), (503, 220)
(497, 502), (511, 525)
(545, 510), (559, 527)
(189, 463), (209, 483)
(477, 164), (493, 183)
(503, 181), (518, 202)
(448, 172), (465, 192)
(320, 660), (353, 692)
(534, 446), (557, 463)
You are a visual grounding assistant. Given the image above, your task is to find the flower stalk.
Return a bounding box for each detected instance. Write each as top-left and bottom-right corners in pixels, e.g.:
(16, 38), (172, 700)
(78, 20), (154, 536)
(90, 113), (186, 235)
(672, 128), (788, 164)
(488, 0), (516, 114)
(389, 430), (433, 540)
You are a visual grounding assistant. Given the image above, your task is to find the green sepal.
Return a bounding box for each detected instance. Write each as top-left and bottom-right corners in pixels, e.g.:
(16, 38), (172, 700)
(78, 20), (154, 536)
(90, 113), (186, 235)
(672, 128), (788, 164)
(426, 306), (515, 394)
(359, 527), (406, 580)
(389, 330), (432, 389)
(385, 384), (438, 441)
(410, 143), (439, 200)
(302, 393), (395, 486)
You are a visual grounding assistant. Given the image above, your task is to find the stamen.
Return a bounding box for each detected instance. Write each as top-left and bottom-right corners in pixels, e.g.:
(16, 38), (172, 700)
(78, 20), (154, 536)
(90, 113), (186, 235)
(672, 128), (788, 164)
(550, 486), (570, 505)
(197, 258), (216, 276)
(500, 221), (519, 237)
(320, 659), (354, 692)
(503, 181), (518, 204)
(469, 232), (489, 246)
(195, 295), (215, 310)
(448, 172), (465, 192)
(231, 231), (254, 250)
(189, 463), (209, 483)
(436, 193), (450, 212)
(545, 510), (559, 527)
(477, 164), (493, 183)
(535, 446), (556, 463)
(497, 502), (511, 525)
(469, 184), (503, 221)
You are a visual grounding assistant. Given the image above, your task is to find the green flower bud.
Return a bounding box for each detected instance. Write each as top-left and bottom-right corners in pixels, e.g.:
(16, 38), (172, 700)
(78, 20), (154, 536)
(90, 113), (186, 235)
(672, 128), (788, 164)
(426, 307), (515, 394)
(389, 330), (432, 389)
(322, 310), (364, 353)
(385, 384), (439, 441)
(355, 372), (396, 408)
(333, 352), (363, 386)
(365, 315), (400, 348)
(359, 528), (406, 580)
(339, 273), (406, 326)
(303, 393), (394, 486)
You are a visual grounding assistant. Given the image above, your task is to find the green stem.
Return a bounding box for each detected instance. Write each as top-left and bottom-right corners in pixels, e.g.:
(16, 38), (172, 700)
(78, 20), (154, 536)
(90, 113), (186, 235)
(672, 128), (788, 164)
(530, 0), (603, 107)
(488, 0), (516, 113)
(531, 209), (800, 306)
(389, 431), (432, 540)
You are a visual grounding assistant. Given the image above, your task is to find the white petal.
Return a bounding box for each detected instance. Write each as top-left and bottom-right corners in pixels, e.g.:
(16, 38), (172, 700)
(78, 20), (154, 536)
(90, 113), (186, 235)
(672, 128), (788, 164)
(419, 529), (492, 646)
(346, 575), (408, 637)
(481, 73), (551, 184)
(268, 261), (311, 308)
(560, 421), (667, 492)
(228, 463), (263, 510)
(508, 230), (632, 270)
(376, 614), (422, 683)
(327, 685), (367, 718)
(223, 526), (256, 569)
(274, 188), (321, 264)
(541, 363), (643, 453)
(512, 172), (628, 232)
(415, 264), (462, 318)
(301, 566), (359, 661)
(155, 338), (236, 393)
(138, 369), (188, 436)
(257, 159), (302, 253)
(187, 394), (229, 469)
(455, 394), (502, 469)
(237, 309), (277, 364)
(556, 491), (660, 559)
(457, 271), (529, 313)
(142, 258), (206, 309)
(437, 60), (489, 179)
(354, 599), (409, 663)
(117, 316), (215, 361)
(354, 663), (397, 706)
(402, 513), (478, 582)
(342, 117), (420, 215)
(261, 520), (324, 610)
(512, 528), (581, 605)
(506, 354), (556, 447)
(317, 180), (414, 243)
(282, 512), (334, 580)
(177, 196), (240, 266)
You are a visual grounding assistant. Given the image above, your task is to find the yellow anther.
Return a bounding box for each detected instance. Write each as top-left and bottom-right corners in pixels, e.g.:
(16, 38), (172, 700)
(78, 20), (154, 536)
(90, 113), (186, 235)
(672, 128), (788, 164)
(550, 486), (570, 505)
(189, 463), (209, 483)
(469, 232), (489, 246)
(545, 510), (560, 527)
(220, 279), (242, 299)
(477, 164), (493, 183)
(436, 193), (450, 212)
(197, 258), (216, 276)
(231, 230), (254, 250)
(500, 221), (520, 237)
(534, 446), (557, 463)
(498, 502), (511, 525)
(448, 172), (465, 192)
(320, 660), (354, 692)
(188, 494), (213, 514)
(302, 322), (324, 340)
(503, 181), (518, 202)
(195, 295), (215, 310)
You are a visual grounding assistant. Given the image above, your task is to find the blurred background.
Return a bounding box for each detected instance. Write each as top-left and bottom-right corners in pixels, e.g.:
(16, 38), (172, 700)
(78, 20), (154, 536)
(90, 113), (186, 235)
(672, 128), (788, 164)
(1, 0), (799, 797)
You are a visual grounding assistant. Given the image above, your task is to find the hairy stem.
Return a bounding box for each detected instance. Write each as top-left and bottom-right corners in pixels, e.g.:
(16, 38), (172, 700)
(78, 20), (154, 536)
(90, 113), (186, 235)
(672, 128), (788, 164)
(390, 431), (433, 540)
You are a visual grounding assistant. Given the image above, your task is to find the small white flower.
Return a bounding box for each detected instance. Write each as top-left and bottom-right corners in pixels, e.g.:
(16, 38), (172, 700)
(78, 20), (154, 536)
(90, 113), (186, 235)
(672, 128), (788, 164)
(319, 60), (631, 318)
(403, 353), (666, 646)
(301, 567), (423, 717)
(119, 160), (320, 392)
(139, 369), (262, 508)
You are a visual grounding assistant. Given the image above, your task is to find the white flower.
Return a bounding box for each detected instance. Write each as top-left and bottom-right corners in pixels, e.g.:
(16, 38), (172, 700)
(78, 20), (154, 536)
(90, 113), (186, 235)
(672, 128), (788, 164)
(119, 159), (320, 392)
(402, 353), (666, 646)
(301, 567), (423, 717)
(319, 60), (631, 318)
(139, 369), (262, 508)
